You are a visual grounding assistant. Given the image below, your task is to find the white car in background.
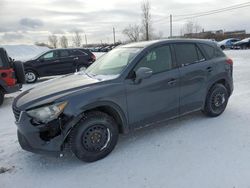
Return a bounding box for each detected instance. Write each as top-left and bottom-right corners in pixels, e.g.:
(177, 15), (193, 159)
(218, 38), (240, 50)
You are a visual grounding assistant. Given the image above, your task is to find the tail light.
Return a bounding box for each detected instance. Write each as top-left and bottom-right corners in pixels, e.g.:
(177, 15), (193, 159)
(0, 68), (16, 86)
(91, 54), (96, 62)
(226, 58), (233, 65)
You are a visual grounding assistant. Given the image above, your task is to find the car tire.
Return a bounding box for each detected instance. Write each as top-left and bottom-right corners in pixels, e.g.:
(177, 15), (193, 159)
(0, 89), (4, 106)
(221, 45), (225, 50)
(77, 65), (87, 72)
(203, 84), (229, 117)
(13, 61), (25, 84)
(69, 111), (119, 162)
(25, 70), (38, 83)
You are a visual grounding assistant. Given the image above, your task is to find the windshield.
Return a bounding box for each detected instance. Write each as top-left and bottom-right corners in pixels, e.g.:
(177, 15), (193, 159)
(31, 51), (48, 60)
(86, 47), (141, 77)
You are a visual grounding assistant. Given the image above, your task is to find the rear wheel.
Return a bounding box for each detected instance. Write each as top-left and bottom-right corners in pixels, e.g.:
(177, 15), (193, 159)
(0, 90), (4, 106)
(69, 111), (119, 162)
(77, 65), (87, 72)
(25, 70), (38, 83)
(221, 45), (225, 50)
(203, 84), (229, 117)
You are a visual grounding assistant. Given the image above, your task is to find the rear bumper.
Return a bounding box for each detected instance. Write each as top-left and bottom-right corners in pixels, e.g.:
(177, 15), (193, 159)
(5, 84), (22, 94)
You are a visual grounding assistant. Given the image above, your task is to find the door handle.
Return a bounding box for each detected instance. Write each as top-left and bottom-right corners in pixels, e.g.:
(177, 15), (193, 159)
(167, 79), (177, 86)
(206, 67), (213, 73)
(54, 60), (60, 63)
(74, 57), (79, 60)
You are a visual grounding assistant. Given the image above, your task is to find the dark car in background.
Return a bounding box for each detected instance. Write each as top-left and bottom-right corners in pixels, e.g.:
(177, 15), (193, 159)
(233, 38), (250, 49)
(13, 39), (233, 162)
(24, 48), (96, 83)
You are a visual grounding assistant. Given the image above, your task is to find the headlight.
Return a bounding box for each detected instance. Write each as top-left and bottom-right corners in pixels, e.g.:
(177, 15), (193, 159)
(27, 102), (68, 124)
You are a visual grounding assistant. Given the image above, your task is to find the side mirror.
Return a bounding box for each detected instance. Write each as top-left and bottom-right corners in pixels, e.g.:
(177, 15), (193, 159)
(38, 58), (44, 62)
(134, 67), (153, 84)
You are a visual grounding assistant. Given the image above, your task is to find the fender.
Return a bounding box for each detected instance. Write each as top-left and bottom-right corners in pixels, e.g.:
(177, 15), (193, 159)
(202, 73), (232, 109)
(206, 72), (232, 93)
(62, 100), (129, 143)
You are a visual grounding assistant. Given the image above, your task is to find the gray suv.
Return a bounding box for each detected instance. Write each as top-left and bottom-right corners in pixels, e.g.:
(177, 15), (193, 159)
(13, 39), (233, 162)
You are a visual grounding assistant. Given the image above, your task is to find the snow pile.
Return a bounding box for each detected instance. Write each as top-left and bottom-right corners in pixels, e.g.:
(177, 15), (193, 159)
(0, 45), (106, 62)
(0, 45), (49, 61)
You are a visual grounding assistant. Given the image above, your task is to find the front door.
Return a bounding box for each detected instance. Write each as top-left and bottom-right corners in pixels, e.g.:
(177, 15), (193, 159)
(125, 45), (180, 128)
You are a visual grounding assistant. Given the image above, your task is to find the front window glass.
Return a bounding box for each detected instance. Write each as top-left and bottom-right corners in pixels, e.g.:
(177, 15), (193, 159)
(41, 51), (56, 60)
(135, 45), (173, 74)
(86, 47), (141, 77)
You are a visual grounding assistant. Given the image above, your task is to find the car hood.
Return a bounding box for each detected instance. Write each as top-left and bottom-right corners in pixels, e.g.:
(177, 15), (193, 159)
(14, 73), (103, 109)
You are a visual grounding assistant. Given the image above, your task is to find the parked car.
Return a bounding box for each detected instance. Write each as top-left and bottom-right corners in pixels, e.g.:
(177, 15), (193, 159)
(24, 48), (96, 83)
(218, 38), (240, 50)
(13, 39), (233, 162)
(233, 38), (250, 49)
(0, 48), (25, 106)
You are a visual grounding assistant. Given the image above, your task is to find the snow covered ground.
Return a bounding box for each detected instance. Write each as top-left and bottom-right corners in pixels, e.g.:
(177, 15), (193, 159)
(0, 50), (250, 188)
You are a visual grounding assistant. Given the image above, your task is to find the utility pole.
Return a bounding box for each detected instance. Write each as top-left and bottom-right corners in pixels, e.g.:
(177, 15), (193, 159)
(113, 27), (116, 44)
(170, 14), (173, 38)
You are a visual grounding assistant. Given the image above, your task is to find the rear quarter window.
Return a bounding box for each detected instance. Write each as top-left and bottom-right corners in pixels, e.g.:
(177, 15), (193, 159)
(72, 50), (88, 56)
(200, 43), (225, 59)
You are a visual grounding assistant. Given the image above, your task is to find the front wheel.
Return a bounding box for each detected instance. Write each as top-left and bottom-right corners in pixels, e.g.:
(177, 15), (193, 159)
(25, 70), (38, 83)
(69, 111), (119, 162)
(202, 84), (229, 117)
(0, 90), (4, 106)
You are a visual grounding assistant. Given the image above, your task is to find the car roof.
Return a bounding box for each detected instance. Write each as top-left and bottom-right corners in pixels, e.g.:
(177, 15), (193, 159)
(122, 39), (217, 48)
(49, 48), (89, 51)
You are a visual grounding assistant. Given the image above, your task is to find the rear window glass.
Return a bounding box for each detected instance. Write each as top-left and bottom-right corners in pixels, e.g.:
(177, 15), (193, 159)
(174, 44), (204, 66)
(59, 50), (69, 57)
(200, 44), (215, 59)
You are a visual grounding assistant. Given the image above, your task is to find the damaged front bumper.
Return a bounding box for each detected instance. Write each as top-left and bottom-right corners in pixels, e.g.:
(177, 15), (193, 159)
(15, 111), (66, 156)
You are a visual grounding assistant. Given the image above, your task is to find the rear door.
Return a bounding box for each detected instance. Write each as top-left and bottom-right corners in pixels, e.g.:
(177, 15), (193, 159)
(174, 43), (215, 114)
(56, 49), (75, 74)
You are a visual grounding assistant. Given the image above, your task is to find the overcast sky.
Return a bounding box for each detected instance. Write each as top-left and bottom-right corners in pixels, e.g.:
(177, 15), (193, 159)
(0, 0), (250, 45)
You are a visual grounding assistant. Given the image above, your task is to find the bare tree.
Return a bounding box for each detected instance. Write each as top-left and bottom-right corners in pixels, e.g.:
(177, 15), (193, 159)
(60, 36), (68, 48)
(152, 31), (163, 40)
(182, 21), (202, 34)
(72, 31), (82, 47)
(194, 22), (202, 33)
(141, 0), (152, 41)
(123, 24), (141, 42)
(48, 35), (58, 48)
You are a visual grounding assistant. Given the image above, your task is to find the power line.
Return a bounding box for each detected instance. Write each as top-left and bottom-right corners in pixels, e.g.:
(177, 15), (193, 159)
(174, 2), (250, 18)
(173, 3), (250, 22)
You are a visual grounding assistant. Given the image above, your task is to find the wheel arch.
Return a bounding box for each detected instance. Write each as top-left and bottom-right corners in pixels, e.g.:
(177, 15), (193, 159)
(207, 78), (232, 96)
(67, 101), (129, 136)
(25, 68), (40, 77)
